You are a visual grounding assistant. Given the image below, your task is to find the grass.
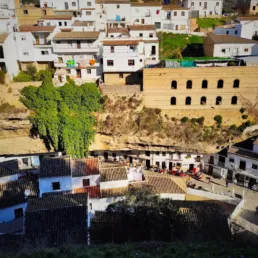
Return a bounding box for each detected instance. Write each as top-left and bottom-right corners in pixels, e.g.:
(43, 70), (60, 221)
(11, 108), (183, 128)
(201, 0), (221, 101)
(4, 241), (258, 258)
(197, 18), (227, 28)
(165, 56), (232, 61)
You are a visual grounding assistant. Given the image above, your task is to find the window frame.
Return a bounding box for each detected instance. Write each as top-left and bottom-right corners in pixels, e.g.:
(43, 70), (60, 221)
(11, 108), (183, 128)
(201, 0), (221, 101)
(52, 182), (61, 191)
(83, 178), (90, 187)
(107, 60), (114, 66)
(128, 59), (135, 66)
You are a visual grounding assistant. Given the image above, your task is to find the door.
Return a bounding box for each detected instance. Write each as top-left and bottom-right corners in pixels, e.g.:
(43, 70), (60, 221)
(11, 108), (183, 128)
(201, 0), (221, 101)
(208, 165), (213, 175)
(175, 25), (178, 31)
(169, 162), (173, 170)
(189, 164), (194, 171)
(35, 35), (40, 45)
(156, 161), (160, 168)
(146, 160), (151, 169)
(65, 2), (69, 9)
(77, 41), (81, 49)
(76, 69), (81, 78)
(129, 156), (133, 164)
(151, 46), (156, 55)
(104, 152), (108, 160)
(232, 48), (238, 56)
(239, 160), (246, 170)
(162, 162), (166, 169)
(155, 22), (161, 29)
(141, 19), (145, 24)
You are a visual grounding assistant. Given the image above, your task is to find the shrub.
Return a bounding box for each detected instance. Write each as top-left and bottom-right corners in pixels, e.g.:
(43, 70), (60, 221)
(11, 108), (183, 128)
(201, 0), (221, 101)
(0, 70), (5, 84)
(181, 117), (188, 123)
(13, 71), (33, 82)
(214, 115), (222, 125)
(230, 124), (237, 130)
(240, 108), (246, 114)
(26, 64), (37, 77)
(7, 87), (12, 93)
(171, 117), (177, 122)
(191, 118), (197, 124)
(242, 114), (248, 119)
(196, 116), (205, 126)
(34, 68), (54, 81)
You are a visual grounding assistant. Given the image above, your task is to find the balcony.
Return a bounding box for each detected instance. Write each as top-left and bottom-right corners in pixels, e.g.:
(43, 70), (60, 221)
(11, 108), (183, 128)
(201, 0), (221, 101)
(54, 60), (99, 68)
(53, 44), (99, 53)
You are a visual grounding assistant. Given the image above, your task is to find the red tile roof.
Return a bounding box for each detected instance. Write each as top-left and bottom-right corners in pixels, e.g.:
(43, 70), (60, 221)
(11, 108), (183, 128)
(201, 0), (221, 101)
(72, 158), (99, 177)
(73, 186), (101, 198)
(19, 25), (56, 32)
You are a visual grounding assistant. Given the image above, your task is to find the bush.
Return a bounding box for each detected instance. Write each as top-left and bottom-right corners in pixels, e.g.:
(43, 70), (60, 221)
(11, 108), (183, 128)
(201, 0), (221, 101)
(196, 116), (205, 126)
(191, 118), (197, 124)
(7, 87), (12, 93)
(230, 124), (237, 130)
(13, 71), (33, 82)
(26, 64), (37, 77)
(181, 117), (188, 123)
(214, 115), (222, 125)
(34, 68), (54, 81)
(242, 114), (248, 119)
(240, 108), (246, 114)
(171, 117), (177, 122)
(0, 70), (5, 84)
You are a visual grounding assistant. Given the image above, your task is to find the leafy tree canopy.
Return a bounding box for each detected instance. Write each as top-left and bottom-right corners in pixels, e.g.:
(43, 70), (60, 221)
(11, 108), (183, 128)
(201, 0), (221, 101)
(20, 77), (101, 157)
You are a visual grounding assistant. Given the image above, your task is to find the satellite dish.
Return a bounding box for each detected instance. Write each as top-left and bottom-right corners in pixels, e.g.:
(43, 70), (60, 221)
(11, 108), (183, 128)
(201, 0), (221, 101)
(24, 190), (31, 197)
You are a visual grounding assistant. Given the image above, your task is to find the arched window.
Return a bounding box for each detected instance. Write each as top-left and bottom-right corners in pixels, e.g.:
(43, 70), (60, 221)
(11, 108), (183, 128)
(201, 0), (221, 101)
(200, 96), (206, 105)
(233, 79), (240, 88)
(217, 79), (224, 88)
(185, 96), (191, 105)
(231, 96), (238, 105)
(216, 96), (222, 105)
(171, 97), (176, 105)
(171, 80), (177, 89)
(186, 80), (192, 89)
(202, 80), (208, 89)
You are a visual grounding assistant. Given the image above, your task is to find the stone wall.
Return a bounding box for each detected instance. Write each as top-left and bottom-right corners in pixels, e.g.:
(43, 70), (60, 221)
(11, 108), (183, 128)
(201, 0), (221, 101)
(104, 72), (142, 85)
(143, 66), (258, 110)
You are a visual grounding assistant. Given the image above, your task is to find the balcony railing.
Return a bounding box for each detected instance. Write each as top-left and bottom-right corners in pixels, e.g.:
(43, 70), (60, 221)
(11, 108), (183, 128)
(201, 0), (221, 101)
(54, 44), (99, 49)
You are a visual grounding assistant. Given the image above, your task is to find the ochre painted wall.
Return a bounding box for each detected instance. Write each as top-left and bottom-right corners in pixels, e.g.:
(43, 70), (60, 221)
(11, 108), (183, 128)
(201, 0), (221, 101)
(143, 66), (258, 109)
(104, 72), (141, 85)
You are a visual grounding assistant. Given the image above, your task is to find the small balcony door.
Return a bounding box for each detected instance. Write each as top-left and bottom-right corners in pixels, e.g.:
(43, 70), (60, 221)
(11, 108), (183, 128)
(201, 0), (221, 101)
(141, 19), (145, 24)
(35, 35), (40, 45)
(76, 69), (81, 78)
(151, 46), (156, 55)
(77, 41), (81, 49)
(239, 160), (246, 171)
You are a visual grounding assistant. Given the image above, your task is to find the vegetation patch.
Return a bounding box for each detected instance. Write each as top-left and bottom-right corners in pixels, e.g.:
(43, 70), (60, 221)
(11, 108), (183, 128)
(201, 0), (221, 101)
(197, 18), (227, 28)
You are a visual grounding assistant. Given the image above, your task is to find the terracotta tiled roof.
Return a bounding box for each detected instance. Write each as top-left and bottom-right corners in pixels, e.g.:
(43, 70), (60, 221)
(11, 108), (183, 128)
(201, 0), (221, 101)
(238, 16), (258, 21)
(26, 193), (88, 212)
(207, 32), (257, 44)
(100, 166), (128, 182)
(107, 27), (129, 34)
(73, 186), (101, 198)
(131, 2), (161, 7)
(72, 158), (99, 177)
(19, 25), (56, 32)
(162, 4), (189, 10)
(73, 21), (94, 26)
(102, 40), (139, 46)
(0, 33), (9, 43)
(0, 218), (23, 234)
(96, 0), (129, 3)
(39, 15), (73, 20)
(39, 157), (71, 178)
(100, 162), (126, 168)
(140, 39), (159, 43)
(128, 25), (156, 30)
(0, 177), (39, 209)
(101, 186), (128, 198)
(54, 31), (99, 40)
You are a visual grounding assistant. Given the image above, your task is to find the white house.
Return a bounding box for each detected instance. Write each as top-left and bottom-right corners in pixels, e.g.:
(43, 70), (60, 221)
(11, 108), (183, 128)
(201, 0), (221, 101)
(204, 33), (258, 57)
(52, 30), (101, 84)
(0, 177), (38, 224)
(0, 17), (17, 33)
(236, 16), (258, 39)
(0, 33), (19, 78)
(205, 137), (258, 188)
(182, 0), (223, 17)
(250, 0), (258, 14)
(38, 15), (73, 27)
(40, 0), (93, 10)
(0, 159), (18, 184)
(0, 0), (16, 17)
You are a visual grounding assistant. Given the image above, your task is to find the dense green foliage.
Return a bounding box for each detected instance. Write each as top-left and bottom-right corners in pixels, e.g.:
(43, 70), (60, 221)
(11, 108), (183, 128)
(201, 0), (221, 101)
(197, 18), (227, 28)
(13, 68), (54, 82)
(13, 71), (33, 82)
(0, 70), (5, 84)
(214, 115), (223, 125)
(20, 78), (101, 157)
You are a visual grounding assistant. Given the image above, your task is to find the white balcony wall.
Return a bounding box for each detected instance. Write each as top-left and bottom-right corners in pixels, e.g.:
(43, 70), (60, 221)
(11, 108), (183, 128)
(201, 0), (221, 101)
(213, 43), (256, 57)
(129, 29), (157, 38)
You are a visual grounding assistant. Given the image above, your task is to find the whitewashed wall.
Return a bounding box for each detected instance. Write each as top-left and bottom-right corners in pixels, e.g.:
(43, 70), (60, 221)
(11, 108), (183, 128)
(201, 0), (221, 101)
(214, 25), (241, 37)
(0, 203), (27, 223)
(89, 196), (126, 212)
(0, 174), (18, 184)
(213, 43), (255, 57)
(72, 174), (100, 188)
(100, 180), (128, 190)
(159, 193), (185, 200)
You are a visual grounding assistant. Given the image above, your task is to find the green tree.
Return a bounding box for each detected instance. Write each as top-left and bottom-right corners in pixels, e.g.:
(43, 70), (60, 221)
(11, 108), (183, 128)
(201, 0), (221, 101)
(26, 64), (37, 77)
(20, 78), (101, 157)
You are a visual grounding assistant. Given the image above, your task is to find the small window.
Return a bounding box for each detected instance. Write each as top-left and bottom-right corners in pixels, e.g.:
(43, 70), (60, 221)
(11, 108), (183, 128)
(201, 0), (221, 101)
(23, 52), (29, 56)
(231, 96), (238, 105)
(185, 96), (191, 105)
(87, 69), (91, 74)
(217, 80), (224, 88)
(162, 152), (166, 156)
(128, 59), (135, 66)
(83, 178), (90, 187)
(129, 46), (134, 50)
(117, 4), (120, 8)
(86, 11), (92, 15)
(252, 164), (258, 170)
(139, 33), (143, 37)
(23, 10), (28, 14)
(14, 208), (23, 219)
(216, 96), (222, 105)
(200, 96), (206, 105)
(52, 182), (60, 190)
(149, 33), (153, 38)
(64, 22), (67, 26)
(235, 30), (238, 35)
(111, 46), (114, 53)
(89, 203), (92, 210)
(41, 51), (49, 55)
(181, 11), (185, 16)
(216, 2), (219, 6)
(72, 2), (76, 6)
(199, 2), (201, 6)
(140, 59), (143, 62)
(56, 40), (61, 44)
(171, 80), (177, 89)
(209, 11), (212, 15)
(233, 79), (240, 88)
(22, 158), (29, 166)
(87, 2), (92, 6)
(59, 22), (62, 26)
(156, 151), (160, 155)
(174, 11), (177, 16)
(171, 97), (176, 105)
(119, 72), (123, 78)
(107, 60), (114, 66)
(221, 49), (226, 53)
(244, 48), (249, 52)
(226, 31), (229, 35)
(21, 37), (26, 41)
(186, 80), (192, 89)
(229, 158), (234, 163)
(202, 80), (208, 89)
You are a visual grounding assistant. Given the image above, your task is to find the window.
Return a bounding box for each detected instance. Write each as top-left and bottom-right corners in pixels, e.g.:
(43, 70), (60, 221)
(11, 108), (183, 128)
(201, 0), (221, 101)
(23, 52), (29, 56)
(171, 80), (177, 89)
(162, 152), (166, 156)
(216, 96), (222, 105)
(156, 151), (160, 155)
(182, 11), (185, 16)
(244, 48), (249, 52)
(87, 2), (92, 6)
(253, 6), (256, 11)
(217, 79), (224, 88)
(22, 158), (29, 166)
(151, 45), (156, 55)
(117, 4), (120, 8)
(119, 73), (123, 78)
(89, 203), (92, 210)
(59, 22), (62, 26)
(72, 2), (76, 6)
(226, 31), (229, 35)
(252, 164), (258, 170)
(235, 30), (238, 35)
(23, 10), (28, 14)
(185, 96), (191, 105)
(128, 59), (135, 66)
(221, 49), (226, 53)
(139, 33), (143, 37)
(191, 2), (194, 6)
(83, 178), (90, 187)
(64, 22), (67, 26)
(87, 69), (91, 74)
(171, 97), (176, 105)
(239, 160), (246, 170)
(52, 182), (60, 190)
(67, 69), (71, 74)
(209, 11), (212, 15)
(86, 11), (92, 15)
(100, 58), (103, 64)
(202, 80), (208, 89)
(129, 46), (134, 50)
(21, 36), (26, 41)
(107, 60), (114, 66)
(174, 11), (177, 16)
(56, 40), (61, 44)
(41, 51), (49, 55)
(111, 46), (114, 53)
(186, 80), (192, 89)
(231, 96), (238, 105)
(145, 151), (150, 157)
(229, 158), (234, 163)
(14, 208), (23, 219)
(216, 2), (219, 6)
(233, 79), (240, 88)
(200, 96), (206, 105)
(149, 33), (153, 38)
(140, 59), (143, 62)
(199, 2), (201, 6)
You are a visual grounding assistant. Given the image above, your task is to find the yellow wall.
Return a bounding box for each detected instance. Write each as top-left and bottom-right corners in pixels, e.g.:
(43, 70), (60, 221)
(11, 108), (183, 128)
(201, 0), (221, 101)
(143, 66), (258, 110)
(104, 72), (141, 85)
